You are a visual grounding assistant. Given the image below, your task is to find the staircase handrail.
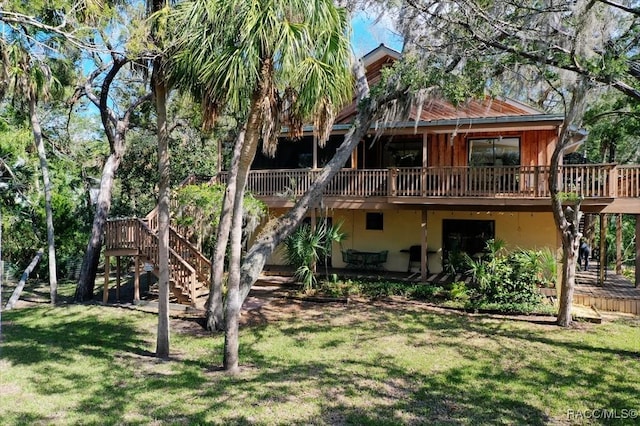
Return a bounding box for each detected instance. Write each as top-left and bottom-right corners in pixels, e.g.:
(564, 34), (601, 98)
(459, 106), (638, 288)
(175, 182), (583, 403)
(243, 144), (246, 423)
(169, 227), (211, 285)
(135, 218), (199, 303)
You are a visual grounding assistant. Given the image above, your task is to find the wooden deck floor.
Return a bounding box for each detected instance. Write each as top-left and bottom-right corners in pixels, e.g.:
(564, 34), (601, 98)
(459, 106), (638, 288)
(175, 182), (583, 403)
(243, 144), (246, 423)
(574, 265), (639, 315)
(575, 267), (639, 298)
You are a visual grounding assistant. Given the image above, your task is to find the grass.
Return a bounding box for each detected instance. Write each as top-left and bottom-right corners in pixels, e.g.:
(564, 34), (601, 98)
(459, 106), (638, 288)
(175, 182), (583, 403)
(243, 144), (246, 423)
(1, 292), (639, 425)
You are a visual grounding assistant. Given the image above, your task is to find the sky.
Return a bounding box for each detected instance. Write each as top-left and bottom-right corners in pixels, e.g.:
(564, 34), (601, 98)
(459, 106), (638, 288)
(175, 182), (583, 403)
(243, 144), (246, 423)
(351, 12), (404, 56)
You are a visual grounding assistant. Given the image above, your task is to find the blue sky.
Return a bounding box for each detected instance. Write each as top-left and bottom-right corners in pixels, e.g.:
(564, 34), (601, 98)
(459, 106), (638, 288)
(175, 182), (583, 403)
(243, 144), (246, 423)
(351, 13), (403, 56)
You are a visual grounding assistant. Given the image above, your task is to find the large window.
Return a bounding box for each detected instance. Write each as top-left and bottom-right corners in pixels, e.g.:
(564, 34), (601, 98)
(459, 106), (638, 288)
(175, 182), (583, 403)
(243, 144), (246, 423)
(469, 137), (520, 166)
(443, 219), (495, 257)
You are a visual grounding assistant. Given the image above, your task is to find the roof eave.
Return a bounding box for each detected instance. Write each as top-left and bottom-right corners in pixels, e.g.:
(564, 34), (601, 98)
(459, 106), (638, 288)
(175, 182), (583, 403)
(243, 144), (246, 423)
(299, 114), (564, 133)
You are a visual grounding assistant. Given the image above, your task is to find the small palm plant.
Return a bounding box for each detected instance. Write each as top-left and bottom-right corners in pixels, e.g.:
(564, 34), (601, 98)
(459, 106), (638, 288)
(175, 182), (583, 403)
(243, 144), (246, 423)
(283, 219), (347, 292)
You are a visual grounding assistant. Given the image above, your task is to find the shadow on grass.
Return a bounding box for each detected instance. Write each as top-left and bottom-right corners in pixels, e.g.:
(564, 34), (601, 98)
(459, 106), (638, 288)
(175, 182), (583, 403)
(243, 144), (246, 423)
(2, 301), (639, 424)
(1, 306), (150, 367)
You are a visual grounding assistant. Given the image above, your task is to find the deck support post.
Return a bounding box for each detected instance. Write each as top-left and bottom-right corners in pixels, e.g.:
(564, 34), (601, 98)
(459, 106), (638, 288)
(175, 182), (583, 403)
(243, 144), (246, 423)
(635, 214), (639, 288)
(116, 256), (121, 302)
(310, 208), (317, 274)
(134, 255), (140, 302)
(421, 209), (428, 282)
(422, 133), (428, 196)
(599, 214), (607, 286)
(313, 136), (318, 169)
(103, 255), (110, 303)
(616, 214), (623, 275)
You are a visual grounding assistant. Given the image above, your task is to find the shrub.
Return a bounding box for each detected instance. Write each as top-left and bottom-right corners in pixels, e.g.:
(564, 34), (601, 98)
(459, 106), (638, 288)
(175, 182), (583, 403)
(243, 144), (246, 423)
(449, 281), (471, 303)
(466, 239), (553, 310)
(283, 219), (347, 292)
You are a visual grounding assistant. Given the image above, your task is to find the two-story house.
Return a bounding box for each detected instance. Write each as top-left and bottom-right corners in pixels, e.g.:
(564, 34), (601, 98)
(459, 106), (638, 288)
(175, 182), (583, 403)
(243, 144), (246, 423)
(236, 45), (640, 282)
(104, 45), (639, 307)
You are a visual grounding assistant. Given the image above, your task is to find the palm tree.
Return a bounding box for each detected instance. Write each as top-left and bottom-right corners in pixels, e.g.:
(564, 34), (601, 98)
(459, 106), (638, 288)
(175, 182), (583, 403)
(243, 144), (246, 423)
(169, 0), (353, 371)
(148, 0), (172, 359)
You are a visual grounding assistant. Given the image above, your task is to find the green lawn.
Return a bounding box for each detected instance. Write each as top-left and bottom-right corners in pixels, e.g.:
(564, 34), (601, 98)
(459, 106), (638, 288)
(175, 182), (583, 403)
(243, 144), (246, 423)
(1, 294), (639, 425)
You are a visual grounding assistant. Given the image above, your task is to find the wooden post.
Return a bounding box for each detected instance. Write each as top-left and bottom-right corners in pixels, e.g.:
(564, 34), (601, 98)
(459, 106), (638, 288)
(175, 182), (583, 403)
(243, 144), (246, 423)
(116, 256), (121, 302)
(422, 133), (428, 196)
(421, 209), (428, 283)
(609, 165), (618, 197)
(310, 208), (317, 274)
(103, 255), (110, 303)
(134, 255), (140, 302)
(312, 136), (318, 169)
(389, 168), (398, 196)
(599, 214), (607, 286)
(616, 214), (622, 275)
(635, 214), (640, 288)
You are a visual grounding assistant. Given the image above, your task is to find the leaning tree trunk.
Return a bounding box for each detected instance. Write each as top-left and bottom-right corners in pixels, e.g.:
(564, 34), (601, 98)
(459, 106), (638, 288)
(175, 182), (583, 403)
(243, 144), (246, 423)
(74, 57), (146, 302)
(205, 126), (246, 332)
(237, 60), (374, 305)
(30, 97), (57, 304)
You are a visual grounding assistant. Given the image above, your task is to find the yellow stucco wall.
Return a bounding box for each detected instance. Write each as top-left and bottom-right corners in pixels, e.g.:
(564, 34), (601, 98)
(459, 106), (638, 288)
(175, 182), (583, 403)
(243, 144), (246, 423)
(263, 208), (560, 274)
(425, 210), (559, 272)
(332, 209), (423, 272)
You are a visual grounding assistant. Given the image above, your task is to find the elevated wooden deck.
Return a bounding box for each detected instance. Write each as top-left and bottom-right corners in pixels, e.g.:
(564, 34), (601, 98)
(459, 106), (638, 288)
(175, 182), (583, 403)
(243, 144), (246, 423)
(574, 268), (640, 315)
(217, 164), (640, 212)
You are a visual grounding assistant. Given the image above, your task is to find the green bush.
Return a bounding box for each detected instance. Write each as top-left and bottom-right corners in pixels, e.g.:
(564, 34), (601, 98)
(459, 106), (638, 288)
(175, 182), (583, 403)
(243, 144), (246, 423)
(405, 284), (445, 299)
(283, 219), (347, 292)
(319, 278), (444, 300)
(466, 239), (554, 310)
(449, 281), (470, 303)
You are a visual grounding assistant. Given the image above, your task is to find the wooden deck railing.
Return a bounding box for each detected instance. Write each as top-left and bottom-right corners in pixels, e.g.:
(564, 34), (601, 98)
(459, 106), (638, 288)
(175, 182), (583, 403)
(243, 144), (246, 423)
(216, 164), (637, 200)
(105, 218), (201, 304)
(618, 165), (640, 198)
(169, 228), (211, 284)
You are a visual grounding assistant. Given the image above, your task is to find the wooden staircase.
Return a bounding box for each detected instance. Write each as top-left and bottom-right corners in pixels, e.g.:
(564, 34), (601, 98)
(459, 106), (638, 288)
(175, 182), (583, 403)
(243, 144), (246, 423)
(104, 210), (211, 307)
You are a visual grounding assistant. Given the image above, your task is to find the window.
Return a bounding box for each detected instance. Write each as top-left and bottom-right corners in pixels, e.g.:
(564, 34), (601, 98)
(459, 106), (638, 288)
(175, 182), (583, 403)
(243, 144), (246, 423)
(386, 140), (422, 167)
(443, 219), (495, 257)
(469, 137), (520, 166)
(366, 212), (383, 230)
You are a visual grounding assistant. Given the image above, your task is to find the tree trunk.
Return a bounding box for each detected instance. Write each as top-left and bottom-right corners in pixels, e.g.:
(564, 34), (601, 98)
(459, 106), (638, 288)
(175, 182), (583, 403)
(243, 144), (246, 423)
(223, 107), (261, 373)
(30, 97), (57, 304)
(155, 63), (171, 359)
(205, 126), (246, 332)
(552, 81), (589, 327)
(74, 57), (146, 302)
(557, 220), (581, 326)
(75, 147), (123, 301)
(4, 249), (43, 310)
(237, 60), (373, 305)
